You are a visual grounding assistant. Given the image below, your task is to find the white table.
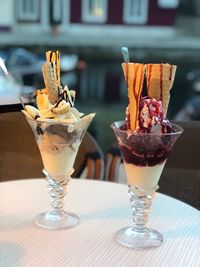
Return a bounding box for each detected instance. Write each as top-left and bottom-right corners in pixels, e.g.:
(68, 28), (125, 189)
(0, 179), (199, 267)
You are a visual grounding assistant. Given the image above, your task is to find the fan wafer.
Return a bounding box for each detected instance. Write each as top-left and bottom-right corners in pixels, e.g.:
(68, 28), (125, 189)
(42, 62), (60, 105)
(146, 63), (176, 115)
(122, 63), (144, 131)
(46, 50), (61, 85)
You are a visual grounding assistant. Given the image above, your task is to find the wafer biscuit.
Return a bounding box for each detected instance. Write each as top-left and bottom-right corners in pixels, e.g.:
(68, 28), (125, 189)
(146, 64), (176, 115)
(122, 63), (144, 131)
(42, 62), (60, 104)
(46, 50), (61, 85)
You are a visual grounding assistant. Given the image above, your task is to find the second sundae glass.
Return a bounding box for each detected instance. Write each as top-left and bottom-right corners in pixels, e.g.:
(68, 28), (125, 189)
(27, 115), (94, 230)
(112, 121), (183, 249)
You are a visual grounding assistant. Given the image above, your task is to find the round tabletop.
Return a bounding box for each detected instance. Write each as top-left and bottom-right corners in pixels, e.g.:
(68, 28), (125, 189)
(0, 179), (199, 267)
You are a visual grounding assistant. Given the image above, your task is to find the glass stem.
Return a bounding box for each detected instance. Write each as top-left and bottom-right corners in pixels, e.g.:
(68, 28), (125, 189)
(129, 186), (155, 232)
(47, 176), (70, 216)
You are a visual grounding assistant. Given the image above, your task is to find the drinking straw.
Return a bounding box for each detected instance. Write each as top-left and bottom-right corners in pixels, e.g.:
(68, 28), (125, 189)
(121, 47), (129, 63)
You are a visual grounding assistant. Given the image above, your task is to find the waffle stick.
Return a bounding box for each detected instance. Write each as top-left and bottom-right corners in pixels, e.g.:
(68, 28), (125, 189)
(162, 79), (175, 115)
(42, 62), (60, 104)
(146, 64), (176, 115)
(122, 63), (144, 131)
(46, 50), (61, 85)
(146, 78), (160, 100)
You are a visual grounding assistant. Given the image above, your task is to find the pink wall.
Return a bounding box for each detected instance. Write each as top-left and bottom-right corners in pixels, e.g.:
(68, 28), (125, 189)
(148, 0), (176, 26)
(70, 0), (82, 23)
(70, 0), (176, 26)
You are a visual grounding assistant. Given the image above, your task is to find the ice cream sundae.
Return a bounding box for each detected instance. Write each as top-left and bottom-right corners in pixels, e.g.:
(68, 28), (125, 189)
(111, 47), (183, 248)
(22, 51), (95, 229)
(113, 53), (179, 194)
(22, 51), (95, 180)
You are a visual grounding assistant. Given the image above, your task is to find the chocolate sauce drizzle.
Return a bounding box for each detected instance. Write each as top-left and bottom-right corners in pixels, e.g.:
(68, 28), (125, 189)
(49, 51), (54, 62)
(169, 65), (173, 80)
(125, 63), (129, 88)
(125, 63), (129, 129)
(147, 64), (152, 95)
(49, 51), (59, 81)
(49, 51), (74, 108)
(160, 64), (163, 101)
(132, 65), (140, 130)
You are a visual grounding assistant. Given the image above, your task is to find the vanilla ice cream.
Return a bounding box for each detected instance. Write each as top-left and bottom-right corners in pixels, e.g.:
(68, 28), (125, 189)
(124, 161), (166, 190)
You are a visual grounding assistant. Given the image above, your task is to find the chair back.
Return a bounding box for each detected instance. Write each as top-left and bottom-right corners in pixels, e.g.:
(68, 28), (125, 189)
(104, 146), (122, 182)
(73, 132), (104, 180)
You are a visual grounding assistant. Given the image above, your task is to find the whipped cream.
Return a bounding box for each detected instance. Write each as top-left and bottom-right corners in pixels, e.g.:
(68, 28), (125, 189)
(125, 97), (173, 134)
(22, 86), (86, 124)
(137, 97), (172, 134)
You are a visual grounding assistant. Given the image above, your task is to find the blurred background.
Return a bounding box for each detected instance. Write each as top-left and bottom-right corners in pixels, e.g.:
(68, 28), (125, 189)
(0, 0), (200, 151)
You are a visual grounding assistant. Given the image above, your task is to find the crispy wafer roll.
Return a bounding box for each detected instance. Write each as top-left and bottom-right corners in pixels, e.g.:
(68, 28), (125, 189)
(37, 88), (48, 94)
(146, 63), (176, 115)
(42, 62), (60, 104)
(122, 63), (144, 131)
(46, 50), (61, 85)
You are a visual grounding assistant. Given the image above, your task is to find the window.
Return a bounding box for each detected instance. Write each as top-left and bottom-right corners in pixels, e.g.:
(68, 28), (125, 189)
(158, 0), (179, 9)
(82, 0), (107, 23)
(17, 0), (39, 21)
(50, 0), (63, 25)
(123, 0), (148, 24)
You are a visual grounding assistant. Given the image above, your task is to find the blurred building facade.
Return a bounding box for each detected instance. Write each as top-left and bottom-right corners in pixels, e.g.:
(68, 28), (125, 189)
(0, 0), (179, 46)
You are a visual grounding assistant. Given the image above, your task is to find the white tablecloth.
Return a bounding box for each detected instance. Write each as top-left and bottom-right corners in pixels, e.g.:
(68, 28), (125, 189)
(0, 179), (199, 267)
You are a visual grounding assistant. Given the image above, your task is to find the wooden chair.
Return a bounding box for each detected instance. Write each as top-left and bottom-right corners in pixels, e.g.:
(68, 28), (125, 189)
(106, 121), (200, 210)
(0, 112), (104, 181)
(104, 146), (122, 182)
(72, 134), (104, 180)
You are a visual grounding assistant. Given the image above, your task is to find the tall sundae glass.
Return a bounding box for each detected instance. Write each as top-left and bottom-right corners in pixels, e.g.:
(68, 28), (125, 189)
(22, 51), (95, 229)
(112, 47), (183, 248)
(112, 121), (182, 248)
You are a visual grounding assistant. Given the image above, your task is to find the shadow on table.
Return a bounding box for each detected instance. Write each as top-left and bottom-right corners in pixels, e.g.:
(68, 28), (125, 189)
(79, 205), (129, 221)
(0, 214), (34, 231)
(0, 241), (25, 266)
(79, 204), (200, 239)
(164, 223), (200, 239)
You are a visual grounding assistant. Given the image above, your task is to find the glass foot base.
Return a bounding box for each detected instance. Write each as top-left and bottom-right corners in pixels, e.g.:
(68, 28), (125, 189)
(116, 226), (163, 249)
(35, 211), (79, 230)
